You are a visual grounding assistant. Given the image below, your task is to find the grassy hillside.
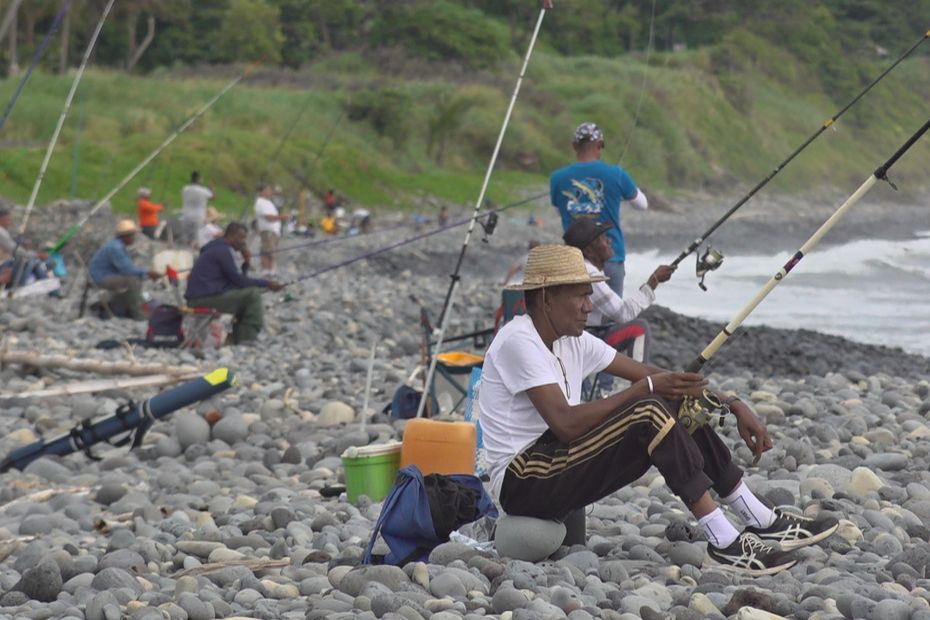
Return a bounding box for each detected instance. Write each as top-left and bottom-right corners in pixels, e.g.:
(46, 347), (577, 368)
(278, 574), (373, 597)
(1, 40), (928, 218)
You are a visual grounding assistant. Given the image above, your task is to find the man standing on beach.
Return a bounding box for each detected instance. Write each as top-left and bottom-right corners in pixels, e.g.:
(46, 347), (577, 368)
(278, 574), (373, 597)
(136, 187), (164, 240)
(181, 171), (214, 246)
(550, 122), (648, 297)
(479, 244), (838, 574)
(254, 184), (288, 276)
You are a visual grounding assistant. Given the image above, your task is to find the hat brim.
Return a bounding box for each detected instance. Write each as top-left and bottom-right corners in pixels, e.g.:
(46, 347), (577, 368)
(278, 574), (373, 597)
(505, 273), (609, 291)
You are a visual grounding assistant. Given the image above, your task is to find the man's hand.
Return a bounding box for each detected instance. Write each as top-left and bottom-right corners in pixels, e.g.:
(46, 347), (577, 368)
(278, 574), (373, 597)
(648, 372), (708, 399)
(146, 270), (162, 280)
(732, 400), (773, 465)
(267, 281), (285, 292)
(652, 264), (675, 283)
(240, 248), (251, 263)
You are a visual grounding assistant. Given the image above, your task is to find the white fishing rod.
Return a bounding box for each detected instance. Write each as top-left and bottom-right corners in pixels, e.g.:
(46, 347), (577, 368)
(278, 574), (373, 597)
(19, 0), (115, 235)
(415, 0), (552, 419)
(686, 117), (930, 373)
(50, 58), (264, 254)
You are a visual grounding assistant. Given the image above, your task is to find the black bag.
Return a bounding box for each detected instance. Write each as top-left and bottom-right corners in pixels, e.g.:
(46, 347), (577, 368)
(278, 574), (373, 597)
(146, 305), (184, 345)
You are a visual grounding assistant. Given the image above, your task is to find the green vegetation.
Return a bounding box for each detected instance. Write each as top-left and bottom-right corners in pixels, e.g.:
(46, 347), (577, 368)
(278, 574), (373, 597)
(0, 1), (928, 216)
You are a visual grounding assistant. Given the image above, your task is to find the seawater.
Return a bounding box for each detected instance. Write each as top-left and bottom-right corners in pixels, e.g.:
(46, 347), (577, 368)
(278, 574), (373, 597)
(625, 232), (930, 357)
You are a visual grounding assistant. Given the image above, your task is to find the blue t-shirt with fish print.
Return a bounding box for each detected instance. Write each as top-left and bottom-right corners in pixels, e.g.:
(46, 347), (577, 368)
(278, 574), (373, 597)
(550, 161), (639, 262)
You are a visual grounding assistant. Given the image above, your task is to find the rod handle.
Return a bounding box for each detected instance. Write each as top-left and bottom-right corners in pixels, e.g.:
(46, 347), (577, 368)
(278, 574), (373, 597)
(146, 369), (236, 419)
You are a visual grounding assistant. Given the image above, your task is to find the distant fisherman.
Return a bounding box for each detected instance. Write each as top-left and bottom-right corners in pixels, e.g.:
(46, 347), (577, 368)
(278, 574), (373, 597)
(181, 171), (214, 246)
(136, 187), (164, 239)
(550, 122), (648, 297)
(88, 220), (161, 319)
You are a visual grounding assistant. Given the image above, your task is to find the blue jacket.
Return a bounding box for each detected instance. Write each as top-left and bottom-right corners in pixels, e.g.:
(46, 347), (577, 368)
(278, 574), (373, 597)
(88, 238), (145, 283)
(185, 238), (268, 299)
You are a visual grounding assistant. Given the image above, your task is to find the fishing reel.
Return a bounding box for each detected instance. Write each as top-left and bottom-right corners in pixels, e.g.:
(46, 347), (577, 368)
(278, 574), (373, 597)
(481, 211), (499, 243)
(696, 246), (724, 291)
(677, 389), (732, 435)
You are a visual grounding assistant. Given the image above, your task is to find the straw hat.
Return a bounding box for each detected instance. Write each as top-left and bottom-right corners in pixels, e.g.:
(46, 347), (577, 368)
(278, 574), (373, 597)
(505, 244), (607, 291)
(115, 219), (138, 236)
(206, 206), (223, 223)
(137, 187), (152, 197)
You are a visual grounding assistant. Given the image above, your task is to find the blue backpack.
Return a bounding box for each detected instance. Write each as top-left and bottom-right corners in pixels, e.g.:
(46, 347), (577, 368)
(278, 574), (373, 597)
(363, 465), (497, 566)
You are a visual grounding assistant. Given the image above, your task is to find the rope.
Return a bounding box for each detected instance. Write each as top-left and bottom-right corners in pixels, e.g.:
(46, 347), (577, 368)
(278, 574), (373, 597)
(0, 0), (73, 131)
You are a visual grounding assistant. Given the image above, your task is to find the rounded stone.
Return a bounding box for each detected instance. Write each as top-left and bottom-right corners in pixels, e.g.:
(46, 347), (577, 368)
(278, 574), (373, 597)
(494, 515), (565, 562)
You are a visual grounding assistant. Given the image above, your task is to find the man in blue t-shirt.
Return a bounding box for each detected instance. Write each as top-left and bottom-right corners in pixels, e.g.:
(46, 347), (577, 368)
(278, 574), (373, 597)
(550, 122), (648, 297)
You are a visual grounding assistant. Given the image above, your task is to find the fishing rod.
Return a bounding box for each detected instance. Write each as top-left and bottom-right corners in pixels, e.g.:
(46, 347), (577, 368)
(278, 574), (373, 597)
(0, 0), (73, 131)
(415, 1), (552, 419)
(0, 368), (236, 472)
(673, 28), (930, 290)
(284, 192), (545, 287)
(237, 91), (319, 221)
(19, 0), (115, 235)
(49, 59), (264, 254)
(686, 117), (930, 374)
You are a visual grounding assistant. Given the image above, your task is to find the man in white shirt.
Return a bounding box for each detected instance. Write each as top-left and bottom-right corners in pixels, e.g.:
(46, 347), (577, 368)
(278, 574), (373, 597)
(254, 184), (288, 275)
(563, 218), (674, 328)
(478, 244), (837, 574)
(181, 171), (214, 246)
(196, 206), (224, 249)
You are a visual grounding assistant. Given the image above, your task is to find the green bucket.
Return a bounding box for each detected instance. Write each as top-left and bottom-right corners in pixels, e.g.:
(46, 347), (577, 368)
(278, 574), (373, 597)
(341, 442), (402, 503)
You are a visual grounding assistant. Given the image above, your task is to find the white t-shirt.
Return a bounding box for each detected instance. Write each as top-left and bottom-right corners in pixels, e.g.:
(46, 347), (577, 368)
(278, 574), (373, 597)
(255, 197), (281, 235)
(585, 259), (655, 327)
(478, 314), (616, 500)
(181, 184), (213, 225)
(197, 222), (223, 249)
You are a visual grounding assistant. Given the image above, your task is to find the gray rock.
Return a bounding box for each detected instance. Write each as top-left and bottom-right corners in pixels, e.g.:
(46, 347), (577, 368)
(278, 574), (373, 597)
(175, 413), (210, 449)
(429, 572), (466, 599)
(492, 588), (529, 613)
(667, 541), (704, 568)
(91, 567), (143, 596)
(94, 483), (128, 506)
(23, 457), (72, 482)
(863, 453), (908, 471)
(212, 413), (249, 445)
(338, 565), (410, 596)
(18, 560), (63, 602)
(318, 401), (356, 426)
(98, 549), (146, 572)
(85, 591), (121, 620)
(495, 515), (565, 562)
(178, 592), (214, 620)
(429, 542), (483, 565)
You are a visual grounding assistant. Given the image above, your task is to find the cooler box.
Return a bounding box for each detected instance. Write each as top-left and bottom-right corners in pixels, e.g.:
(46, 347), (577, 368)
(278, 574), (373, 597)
(341, 441), (402, 503)
(400, 418), (476, 475)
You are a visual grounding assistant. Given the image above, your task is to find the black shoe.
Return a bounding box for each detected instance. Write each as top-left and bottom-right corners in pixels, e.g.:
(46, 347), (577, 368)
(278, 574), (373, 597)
(704, 532), (797, 576)
(747, 508), (839, 551)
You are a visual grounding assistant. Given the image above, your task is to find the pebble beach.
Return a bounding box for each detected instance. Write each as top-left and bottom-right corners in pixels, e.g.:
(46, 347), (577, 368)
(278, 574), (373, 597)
(1, 193), (930, 620)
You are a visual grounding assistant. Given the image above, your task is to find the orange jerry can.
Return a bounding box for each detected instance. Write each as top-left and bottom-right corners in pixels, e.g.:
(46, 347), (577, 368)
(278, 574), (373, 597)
(400, 418), (476, 475)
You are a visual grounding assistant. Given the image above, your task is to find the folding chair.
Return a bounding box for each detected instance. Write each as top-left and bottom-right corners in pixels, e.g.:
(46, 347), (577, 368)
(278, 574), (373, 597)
(419, 307), (488, 416)
(583, 318), (652, 402)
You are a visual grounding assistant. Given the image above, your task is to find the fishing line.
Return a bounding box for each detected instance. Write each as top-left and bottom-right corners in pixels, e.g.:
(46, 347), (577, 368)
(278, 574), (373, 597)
(19, 0), (115, 235)
(415, 1), (553, 419)
(671, 29), (930, 288)
(49, 59), (265, 254)
(284, 193), (546, 286)
(0, 0), (74, 131)
(616, 0), (656, 165)
(237, 90), (318, 221)
(686, 117), (930, 373)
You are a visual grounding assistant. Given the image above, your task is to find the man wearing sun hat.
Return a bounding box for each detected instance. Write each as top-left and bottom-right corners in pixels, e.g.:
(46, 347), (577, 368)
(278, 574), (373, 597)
(88, 219), (161, 319)
(550, 122), (649, 297)
(197, 206), (225, 249)
(478, 244), (837, 574)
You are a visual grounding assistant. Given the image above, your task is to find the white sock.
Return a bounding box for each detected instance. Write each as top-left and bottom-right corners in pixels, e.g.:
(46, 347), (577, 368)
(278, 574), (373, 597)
(698, 507), (740, 549)
(722, 481), (776, 528)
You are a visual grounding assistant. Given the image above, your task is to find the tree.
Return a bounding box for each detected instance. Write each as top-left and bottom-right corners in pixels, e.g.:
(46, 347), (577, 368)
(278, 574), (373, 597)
(216, 0), (284, 64)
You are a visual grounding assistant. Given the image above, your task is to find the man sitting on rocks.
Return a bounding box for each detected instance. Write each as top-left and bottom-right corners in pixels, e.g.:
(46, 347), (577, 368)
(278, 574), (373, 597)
(563, 218), (674, 328)
(88, 220), (161, 319)
(478, 244), (838, 574)
(185, 222), (283, 344)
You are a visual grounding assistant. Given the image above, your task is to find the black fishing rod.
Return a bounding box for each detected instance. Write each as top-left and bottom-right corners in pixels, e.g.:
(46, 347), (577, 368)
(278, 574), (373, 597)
(673, 29), (930, 290)
(686, 117), (930, 373)
(237, 91), (319, 221)
(290, 109), (345, 189)
(0, 368), (236, 472)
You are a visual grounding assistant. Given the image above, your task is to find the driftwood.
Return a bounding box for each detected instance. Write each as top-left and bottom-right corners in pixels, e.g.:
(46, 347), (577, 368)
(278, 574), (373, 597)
(0, 372), (200, 400)
(0, 350), (198, 377)
(173, 558), (289, 578)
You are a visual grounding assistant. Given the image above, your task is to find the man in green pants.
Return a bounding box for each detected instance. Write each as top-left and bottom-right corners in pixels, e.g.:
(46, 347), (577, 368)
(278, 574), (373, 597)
(185, 222), (283, 343)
